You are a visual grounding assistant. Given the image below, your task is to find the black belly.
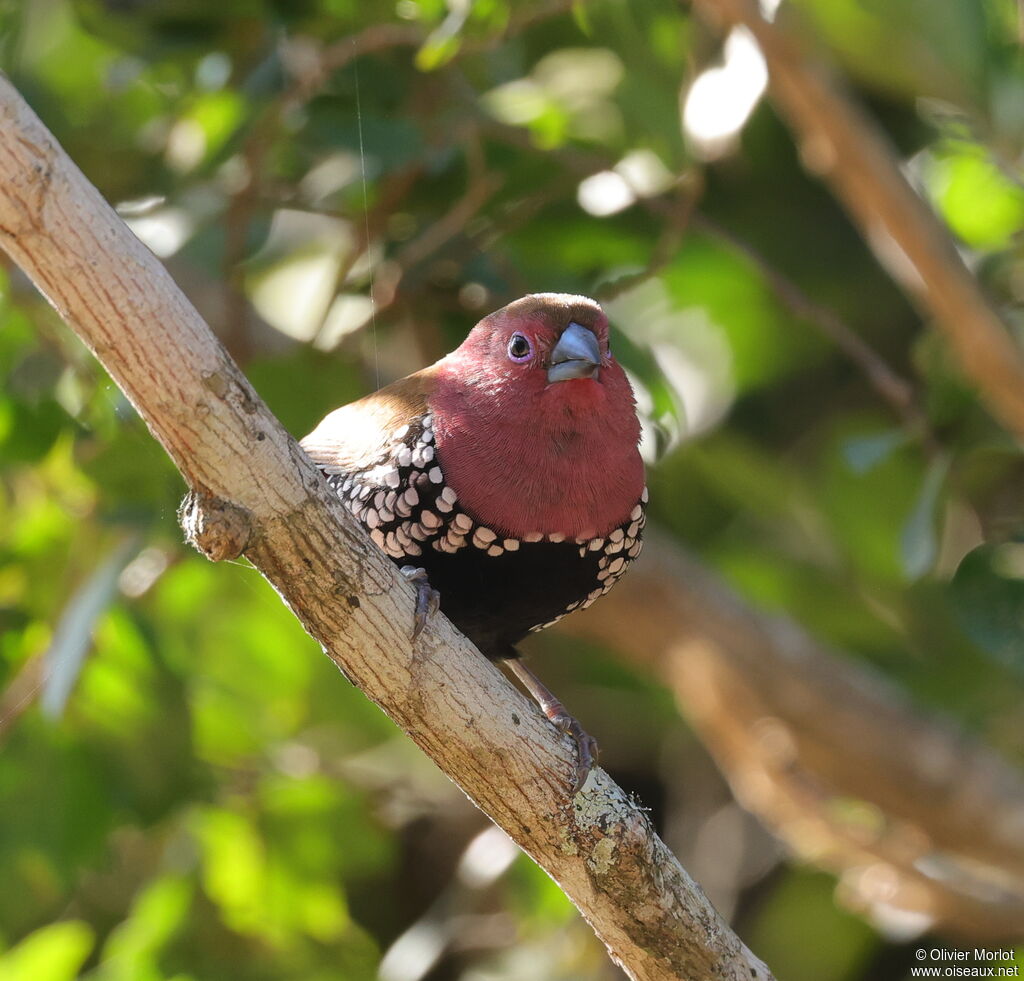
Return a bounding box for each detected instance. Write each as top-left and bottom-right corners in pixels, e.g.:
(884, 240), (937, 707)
(400, 540), (600, 660)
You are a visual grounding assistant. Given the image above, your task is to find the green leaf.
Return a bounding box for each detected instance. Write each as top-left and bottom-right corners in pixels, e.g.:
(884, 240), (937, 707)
(842, 430), (908, 475)
(925, 142), (1024, 249)
(900, 456), (949, 581)
(415, 33), (462, 71)
(0, 921), (94, 981)
(100, 876), (193, 979)
(952, 540), (1024, 677)
(42, 534), (143, 719)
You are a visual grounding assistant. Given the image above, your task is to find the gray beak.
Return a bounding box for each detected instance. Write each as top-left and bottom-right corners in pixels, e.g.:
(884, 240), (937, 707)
(547, 322), (601, 383)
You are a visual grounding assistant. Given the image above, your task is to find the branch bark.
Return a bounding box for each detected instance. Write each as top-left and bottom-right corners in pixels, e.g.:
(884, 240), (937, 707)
(0, 75), (774, 981)
(693, 0), (1024, 444)
(562, 538), (1024, 941)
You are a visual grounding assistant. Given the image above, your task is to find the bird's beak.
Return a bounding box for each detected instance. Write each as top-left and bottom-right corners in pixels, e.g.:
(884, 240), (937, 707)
(547, 322), (601, 383)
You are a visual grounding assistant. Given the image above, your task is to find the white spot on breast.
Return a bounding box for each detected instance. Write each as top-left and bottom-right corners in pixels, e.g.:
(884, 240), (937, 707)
(503, 539), (519, 552)
(440, 486), (457, 506)
(452, 513), (473, 533)
(630, 504), (643, 521)
(547, 532), (565, 543)
(428, 467), (443, 484)
(606, 557), (625, 575)
(588, 538), (604, 551)
(411, 446), (430, 468)
(472, 527), (496, 548)
(420, 510), (442, 530)
(404, 487), (419, 507)
(524, 531), (543, 543)
(396, 445), (412, 467)
(486, 545), (504, 557)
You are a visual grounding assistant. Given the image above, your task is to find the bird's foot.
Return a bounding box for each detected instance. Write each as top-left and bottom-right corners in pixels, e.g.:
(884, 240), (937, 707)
(505, 658), (598, 794)
(548, 709), (599, 794)
(400, 565), (440, 638)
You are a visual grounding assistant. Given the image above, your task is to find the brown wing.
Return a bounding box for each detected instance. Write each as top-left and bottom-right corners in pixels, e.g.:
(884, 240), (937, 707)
(300, 365), (436, 474)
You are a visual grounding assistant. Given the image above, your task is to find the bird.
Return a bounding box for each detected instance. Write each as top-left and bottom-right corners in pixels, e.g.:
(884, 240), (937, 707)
(301, 293), (647, 791)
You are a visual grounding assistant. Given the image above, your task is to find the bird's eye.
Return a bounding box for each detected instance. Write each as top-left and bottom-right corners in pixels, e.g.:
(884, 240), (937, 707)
(507, 333), (532, 362)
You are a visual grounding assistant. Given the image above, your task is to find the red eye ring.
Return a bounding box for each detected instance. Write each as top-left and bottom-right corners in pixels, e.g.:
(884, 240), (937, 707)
(507, 332), (532, 362)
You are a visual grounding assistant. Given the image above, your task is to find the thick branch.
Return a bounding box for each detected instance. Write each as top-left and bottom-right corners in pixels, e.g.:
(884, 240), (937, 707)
(694, 0), (1024, 443)
(562, 538), (1024, 941)
(0, 75), (773, 981)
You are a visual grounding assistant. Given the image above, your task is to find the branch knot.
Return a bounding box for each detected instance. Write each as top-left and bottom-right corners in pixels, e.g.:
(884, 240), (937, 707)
(179, 490), (253, 562)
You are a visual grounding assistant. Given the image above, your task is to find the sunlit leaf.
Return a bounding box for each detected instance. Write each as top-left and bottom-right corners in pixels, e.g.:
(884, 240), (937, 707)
(100, 875), (193, 979)
(925, 142), (1024, 249)
(0, 921), (94, 981)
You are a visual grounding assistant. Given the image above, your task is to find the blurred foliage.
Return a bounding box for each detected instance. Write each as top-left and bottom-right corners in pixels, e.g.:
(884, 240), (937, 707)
(1, 0), (1023, 979)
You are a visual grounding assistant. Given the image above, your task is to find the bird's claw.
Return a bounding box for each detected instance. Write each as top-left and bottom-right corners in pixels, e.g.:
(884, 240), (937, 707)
(550, 710), (599, 794)
(400, 565), (440, 638)
(504, 658), (599, 794)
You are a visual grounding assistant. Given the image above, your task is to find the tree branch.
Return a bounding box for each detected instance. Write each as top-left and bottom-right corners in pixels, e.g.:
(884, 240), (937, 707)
(562, 537), (1024, 941)
(0, 75), (774, 981)
(693, 0), (1024, 443)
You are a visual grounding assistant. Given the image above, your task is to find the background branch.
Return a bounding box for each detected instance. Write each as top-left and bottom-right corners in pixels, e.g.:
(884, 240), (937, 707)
(0, 75), (773, 981)
(694, 0), (1024, 443)
(562, 536), (1024, 941)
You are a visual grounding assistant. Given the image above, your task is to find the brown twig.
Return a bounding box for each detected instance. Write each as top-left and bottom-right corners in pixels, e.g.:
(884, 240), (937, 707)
(694, 0), (1024, 442)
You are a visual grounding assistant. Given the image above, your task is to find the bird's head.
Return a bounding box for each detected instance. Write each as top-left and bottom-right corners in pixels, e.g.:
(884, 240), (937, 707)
(450, 293), (612, 392)
(431, 293), (644, 539)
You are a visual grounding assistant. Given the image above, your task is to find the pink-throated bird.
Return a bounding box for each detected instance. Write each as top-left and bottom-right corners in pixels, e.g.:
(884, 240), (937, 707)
(301, 293), (646, 790)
